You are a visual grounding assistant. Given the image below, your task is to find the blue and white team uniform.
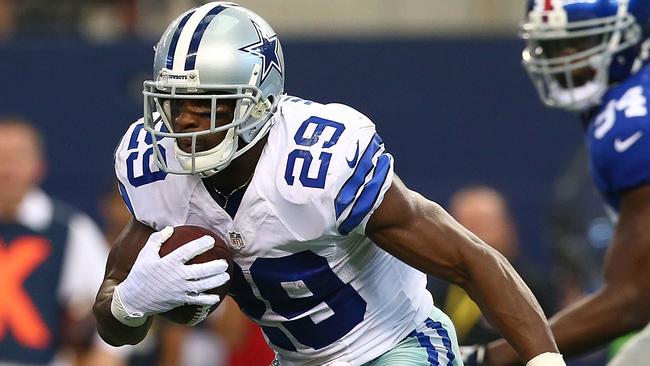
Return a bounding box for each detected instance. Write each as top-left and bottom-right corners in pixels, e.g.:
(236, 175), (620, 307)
(586, 64), (650, 212)
(115, 97), (460, 366)
(584, 65), (650, 366)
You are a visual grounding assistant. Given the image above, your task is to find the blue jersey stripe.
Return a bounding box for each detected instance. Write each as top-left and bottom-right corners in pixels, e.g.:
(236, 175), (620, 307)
(128, 123), (144, 149)
(165, 10), (196, 70)
(117, 181), (134, 216)
(426, 319), (456, 365)
(184, 5), (228, 70)
(407, 328), (440, 365)
(338, 153), (391, 235)
(334, 133), (383, 218)
(261, 326), (296, 352)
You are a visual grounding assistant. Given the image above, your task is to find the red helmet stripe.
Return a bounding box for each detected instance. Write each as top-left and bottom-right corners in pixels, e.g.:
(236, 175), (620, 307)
(545, 0), (553, 11)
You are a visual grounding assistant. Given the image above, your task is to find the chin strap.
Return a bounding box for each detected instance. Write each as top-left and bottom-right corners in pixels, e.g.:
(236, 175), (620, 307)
(175, 128), (238, 175)
(548, 78), (605, 111)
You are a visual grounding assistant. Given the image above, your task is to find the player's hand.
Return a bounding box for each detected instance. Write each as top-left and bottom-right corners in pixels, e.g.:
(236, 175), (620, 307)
(461, 344), (488, 366)
(110, 226), (230, 326)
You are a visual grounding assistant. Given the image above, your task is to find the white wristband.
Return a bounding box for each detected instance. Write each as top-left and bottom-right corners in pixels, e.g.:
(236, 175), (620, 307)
(526, 352), (566, 366)
(110, 285), (148, 327)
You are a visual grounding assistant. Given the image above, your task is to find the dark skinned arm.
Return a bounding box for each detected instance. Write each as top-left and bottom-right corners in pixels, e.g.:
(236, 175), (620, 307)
(366, 176), (559, 363)
(93, 218), (155, 346)
(487, 185), (650, 365)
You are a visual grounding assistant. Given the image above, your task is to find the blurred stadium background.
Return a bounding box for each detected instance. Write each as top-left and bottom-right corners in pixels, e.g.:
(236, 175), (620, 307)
(0, 1), (612, 365)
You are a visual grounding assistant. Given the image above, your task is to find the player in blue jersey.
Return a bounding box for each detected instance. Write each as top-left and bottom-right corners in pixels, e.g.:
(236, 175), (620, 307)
(93, 2), (565, 365)
(468, 1), (650, 365)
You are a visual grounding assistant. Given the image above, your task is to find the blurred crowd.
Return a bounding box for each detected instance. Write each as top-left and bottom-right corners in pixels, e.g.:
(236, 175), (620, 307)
(0, 0), (207, 42)
(0, 0), (524, 42)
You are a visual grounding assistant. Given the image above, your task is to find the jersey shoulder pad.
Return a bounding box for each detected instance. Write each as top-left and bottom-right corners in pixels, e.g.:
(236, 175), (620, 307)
(588, 80), (650, 207)
(114, 118), (197, 229)
(260, 97), (394, 239)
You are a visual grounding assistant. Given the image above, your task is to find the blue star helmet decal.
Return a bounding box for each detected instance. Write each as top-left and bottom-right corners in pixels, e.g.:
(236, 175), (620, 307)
(238, 19), (282, 84)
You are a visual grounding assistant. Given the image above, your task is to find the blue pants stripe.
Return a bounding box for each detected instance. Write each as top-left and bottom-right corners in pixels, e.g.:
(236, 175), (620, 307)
(425, 318), (456, 366)
(407, 328), (439, 366)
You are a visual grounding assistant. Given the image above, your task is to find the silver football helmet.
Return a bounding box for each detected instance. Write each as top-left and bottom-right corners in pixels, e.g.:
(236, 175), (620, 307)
(143, 2), (284, 176)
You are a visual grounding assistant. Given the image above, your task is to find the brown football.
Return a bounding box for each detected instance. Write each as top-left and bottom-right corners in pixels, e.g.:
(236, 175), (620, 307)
(158, 225), (233, 326)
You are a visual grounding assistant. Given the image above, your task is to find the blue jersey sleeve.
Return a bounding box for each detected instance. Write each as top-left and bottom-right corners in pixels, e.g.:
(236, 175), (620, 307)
(587, 80), (650, 209)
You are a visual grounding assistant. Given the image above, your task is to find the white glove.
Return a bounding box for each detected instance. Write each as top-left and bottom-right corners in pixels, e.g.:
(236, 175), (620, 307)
(526, 353), (565, 366)
(111, 226), (230, 326)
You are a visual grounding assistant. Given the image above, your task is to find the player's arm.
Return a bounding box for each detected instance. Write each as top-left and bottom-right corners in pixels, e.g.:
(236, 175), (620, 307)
(93, 218), (156, 346)
(93, 218), (229, 346)
(487, 185), (650, 365)
(366, 176), (561, 364)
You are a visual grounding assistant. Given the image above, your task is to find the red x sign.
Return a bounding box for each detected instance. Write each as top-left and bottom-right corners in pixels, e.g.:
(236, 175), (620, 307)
(0, 236), (51, 349)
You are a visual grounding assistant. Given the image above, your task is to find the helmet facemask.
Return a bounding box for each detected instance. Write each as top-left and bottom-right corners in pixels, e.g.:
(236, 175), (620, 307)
(521, 4), (641, 111)
(143, 66), (275, 177)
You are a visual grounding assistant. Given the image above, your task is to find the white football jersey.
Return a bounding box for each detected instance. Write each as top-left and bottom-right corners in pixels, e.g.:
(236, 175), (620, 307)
(115, 96), (435, 365)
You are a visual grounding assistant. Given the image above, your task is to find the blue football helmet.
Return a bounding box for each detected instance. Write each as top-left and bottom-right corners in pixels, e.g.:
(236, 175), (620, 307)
(143, 2), (284, 177)
(521, 0), (650, 111)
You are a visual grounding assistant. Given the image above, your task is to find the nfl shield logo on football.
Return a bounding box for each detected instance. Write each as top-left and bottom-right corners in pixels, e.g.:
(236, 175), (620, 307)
(229, 231), (245, 250)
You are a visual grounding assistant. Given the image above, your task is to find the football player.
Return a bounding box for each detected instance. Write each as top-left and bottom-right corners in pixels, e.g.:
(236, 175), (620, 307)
(471, 1), (650, 365)
(93, 2), (565, 365)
